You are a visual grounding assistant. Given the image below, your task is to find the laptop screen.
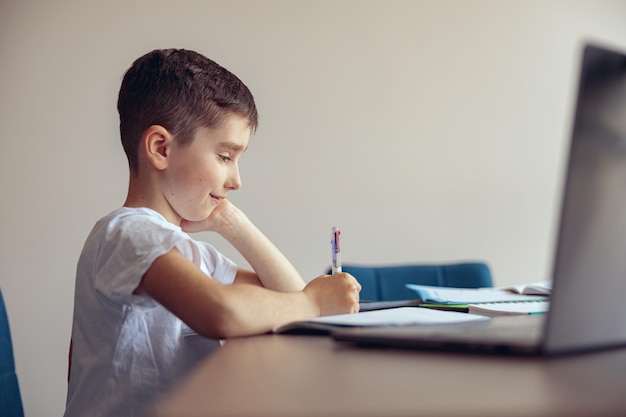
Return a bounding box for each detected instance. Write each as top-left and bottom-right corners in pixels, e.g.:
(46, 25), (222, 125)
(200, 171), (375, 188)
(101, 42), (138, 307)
(545, 43), (626, 353)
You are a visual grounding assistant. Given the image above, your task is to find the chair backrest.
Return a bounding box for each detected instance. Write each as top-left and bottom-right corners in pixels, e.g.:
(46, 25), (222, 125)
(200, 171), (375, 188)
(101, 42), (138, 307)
(329, 262), (493, 301)
(0, 288), (25, 417)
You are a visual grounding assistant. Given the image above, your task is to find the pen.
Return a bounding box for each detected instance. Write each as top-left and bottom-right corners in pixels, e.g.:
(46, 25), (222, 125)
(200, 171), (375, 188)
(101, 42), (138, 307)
(331, 226), (342, 274)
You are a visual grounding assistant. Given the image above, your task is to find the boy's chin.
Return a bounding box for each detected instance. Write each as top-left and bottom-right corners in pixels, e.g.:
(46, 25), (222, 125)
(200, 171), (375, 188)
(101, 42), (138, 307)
(178, 210), (212, 225)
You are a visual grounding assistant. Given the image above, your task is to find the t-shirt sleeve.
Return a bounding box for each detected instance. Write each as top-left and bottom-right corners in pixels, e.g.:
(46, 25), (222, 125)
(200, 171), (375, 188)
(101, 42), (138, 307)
(92, 214), (189, 305)
(174, 239), (238, 285)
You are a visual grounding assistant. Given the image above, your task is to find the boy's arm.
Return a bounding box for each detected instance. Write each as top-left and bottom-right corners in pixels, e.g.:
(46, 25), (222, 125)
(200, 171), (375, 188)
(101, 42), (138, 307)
(181, 200), (305, 292)
(138, 247), (360, 338)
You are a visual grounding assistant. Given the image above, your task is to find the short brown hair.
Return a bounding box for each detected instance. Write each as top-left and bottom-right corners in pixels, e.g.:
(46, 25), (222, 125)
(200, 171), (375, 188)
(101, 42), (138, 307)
(117, 49), (258, 172)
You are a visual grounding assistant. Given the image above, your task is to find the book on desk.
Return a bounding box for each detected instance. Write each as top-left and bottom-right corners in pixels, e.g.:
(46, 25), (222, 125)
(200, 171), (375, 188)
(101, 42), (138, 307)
(273, 306), (489, 335)
(404, 281), (551, 316)
(274, 281), (551, 334)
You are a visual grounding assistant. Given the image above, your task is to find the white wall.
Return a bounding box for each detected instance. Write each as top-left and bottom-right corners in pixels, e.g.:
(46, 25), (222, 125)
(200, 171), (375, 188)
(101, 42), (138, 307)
(1, 1), (625, 415)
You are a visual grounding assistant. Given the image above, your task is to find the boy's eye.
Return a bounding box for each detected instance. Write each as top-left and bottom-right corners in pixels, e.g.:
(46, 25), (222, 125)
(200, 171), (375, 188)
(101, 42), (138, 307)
(219, 154), (232, 162)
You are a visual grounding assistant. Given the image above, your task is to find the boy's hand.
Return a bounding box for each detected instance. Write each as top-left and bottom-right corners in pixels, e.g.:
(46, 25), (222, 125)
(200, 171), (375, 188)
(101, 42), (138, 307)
(303, 273), (361, 316)
(180, 199), (243, 235)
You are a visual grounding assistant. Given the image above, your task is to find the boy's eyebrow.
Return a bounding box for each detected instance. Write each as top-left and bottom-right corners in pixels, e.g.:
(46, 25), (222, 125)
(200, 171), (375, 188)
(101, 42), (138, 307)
(218, 141), (247, 152)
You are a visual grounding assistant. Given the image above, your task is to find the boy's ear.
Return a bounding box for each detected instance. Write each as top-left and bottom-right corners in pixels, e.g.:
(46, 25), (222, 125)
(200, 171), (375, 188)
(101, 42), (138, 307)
(143, 125), (172, 170)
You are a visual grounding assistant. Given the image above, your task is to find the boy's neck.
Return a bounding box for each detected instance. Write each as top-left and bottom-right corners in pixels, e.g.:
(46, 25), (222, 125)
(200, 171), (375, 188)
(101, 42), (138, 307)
(124, 173), (181, 226)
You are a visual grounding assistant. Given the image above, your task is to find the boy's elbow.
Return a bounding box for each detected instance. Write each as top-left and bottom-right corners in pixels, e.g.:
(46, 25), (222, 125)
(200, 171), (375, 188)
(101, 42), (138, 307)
(200, 318), (241, 340)
(188, 304), (247, 339)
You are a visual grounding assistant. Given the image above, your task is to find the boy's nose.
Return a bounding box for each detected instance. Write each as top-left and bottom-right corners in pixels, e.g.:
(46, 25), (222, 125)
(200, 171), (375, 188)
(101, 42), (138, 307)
(226, 167), (242, 191)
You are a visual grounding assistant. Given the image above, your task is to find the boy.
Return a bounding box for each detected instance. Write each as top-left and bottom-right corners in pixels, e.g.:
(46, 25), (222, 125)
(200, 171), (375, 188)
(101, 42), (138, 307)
(64, 49), (361, 417)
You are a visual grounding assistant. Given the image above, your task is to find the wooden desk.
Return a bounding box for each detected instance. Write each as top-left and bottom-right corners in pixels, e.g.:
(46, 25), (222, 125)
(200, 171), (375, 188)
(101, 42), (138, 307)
(157, 334), (626, 417)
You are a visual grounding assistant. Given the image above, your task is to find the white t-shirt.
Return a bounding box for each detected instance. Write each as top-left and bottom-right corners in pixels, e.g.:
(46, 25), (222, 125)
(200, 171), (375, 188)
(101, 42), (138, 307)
(64, 207), (238, 417)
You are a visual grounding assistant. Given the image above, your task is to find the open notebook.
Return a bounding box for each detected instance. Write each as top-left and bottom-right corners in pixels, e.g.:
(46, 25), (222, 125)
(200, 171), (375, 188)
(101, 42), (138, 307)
(273, 307), (488, 335)
(334, 43), (626, 355)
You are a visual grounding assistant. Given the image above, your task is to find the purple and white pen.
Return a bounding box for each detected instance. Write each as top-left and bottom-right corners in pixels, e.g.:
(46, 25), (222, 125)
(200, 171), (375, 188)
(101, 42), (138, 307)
(331, 226), (342, 274)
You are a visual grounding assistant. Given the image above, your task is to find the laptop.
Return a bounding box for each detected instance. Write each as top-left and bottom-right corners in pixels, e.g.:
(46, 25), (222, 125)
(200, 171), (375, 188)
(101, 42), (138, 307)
(334, 43), (626, 356)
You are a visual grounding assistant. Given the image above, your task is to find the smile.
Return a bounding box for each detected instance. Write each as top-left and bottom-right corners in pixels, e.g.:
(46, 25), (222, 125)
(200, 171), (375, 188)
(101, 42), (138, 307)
(210, 193), (224, 202)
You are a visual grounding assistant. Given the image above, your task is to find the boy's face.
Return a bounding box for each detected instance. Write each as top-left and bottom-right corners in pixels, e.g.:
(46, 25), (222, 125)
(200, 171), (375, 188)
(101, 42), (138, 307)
(161, 113), (250, 223)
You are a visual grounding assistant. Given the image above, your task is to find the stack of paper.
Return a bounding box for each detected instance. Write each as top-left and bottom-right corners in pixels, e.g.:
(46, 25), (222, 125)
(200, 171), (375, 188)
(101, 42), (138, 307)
(405, 284), (549, 304)
(405, 283), (550, 316)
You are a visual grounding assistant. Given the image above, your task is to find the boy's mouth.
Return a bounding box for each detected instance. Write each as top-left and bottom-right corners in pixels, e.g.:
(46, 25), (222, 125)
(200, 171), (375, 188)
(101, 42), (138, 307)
(210, 193), (224, 202)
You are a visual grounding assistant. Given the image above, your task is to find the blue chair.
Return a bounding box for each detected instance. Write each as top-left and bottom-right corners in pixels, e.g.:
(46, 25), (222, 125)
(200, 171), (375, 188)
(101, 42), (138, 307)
(0, 288), (25, 417)
(330, 262), (493, 301)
